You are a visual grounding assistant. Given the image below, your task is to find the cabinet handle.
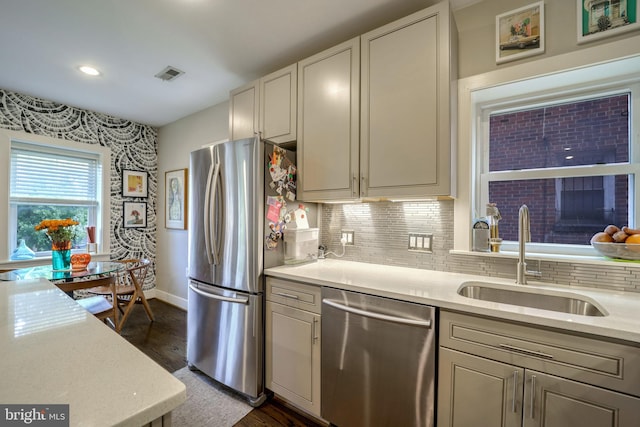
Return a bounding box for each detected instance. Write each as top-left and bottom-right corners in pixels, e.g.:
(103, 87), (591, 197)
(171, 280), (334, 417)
(312, 318), (319, 344)
(511, 371), (518, 413)
(360, 175), (366, 197)
(499, 343), (554, 359)
(352, 174), (358, 197)
(274, 292), (299, 300)
(528, 375), (536, 419)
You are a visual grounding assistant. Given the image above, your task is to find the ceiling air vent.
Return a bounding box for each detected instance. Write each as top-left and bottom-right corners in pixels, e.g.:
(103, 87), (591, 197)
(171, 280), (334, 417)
(154, 66), (184, 81)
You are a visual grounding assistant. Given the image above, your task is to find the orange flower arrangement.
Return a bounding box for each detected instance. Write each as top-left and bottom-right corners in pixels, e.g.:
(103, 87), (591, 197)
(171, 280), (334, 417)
(34, 218), (80, 246)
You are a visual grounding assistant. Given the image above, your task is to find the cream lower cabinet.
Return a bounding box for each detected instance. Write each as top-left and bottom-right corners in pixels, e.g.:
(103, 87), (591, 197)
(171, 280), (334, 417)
(438, 311), (640, 427)
(439, 348), (640, 427)
(229, 64), (297, 143)
(265, 277), (321, 418)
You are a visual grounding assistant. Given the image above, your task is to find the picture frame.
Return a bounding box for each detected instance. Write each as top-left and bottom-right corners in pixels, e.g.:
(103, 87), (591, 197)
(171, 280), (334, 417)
(496, 1), (545, 64)
(122, 169), (148, 198)
(577, 0), (639, 44)
(123, 201), (147, 228)
(165, 168), (188, 230)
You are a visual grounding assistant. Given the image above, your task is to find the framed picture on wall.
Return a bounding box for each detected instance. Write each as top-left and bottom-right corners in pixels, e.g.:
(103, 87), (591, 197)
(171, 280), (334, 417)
(496, 1), (545, 64)
(122, 169), (148, 198)
(123, 201), (147, 228)
(577, 0), (639, 44)
(165, 168), (188, 230)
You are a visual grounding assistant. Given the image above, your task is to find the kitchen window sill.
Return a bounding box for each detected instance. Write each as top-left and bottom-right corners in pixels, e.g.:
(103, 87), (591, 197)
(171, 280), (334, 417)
(0, 252), (111, 270)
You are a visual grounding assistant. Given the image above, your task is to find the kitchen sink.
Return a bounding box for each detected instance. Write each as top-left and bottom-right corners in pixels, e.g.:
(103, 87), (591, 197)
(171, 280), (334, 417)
(457, 281), (607, 317)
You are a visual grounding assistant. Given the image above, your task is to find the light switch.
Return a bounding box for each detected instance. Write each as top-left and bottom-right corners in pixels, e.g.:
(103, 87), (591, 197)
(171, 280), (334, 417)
(408, 233), (433, 253)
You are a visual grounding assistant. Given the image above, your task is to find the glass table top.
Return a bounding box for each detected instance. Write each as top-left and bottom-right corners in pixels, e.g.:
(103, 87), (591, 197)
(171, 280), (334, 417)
(0, 262), (125, 282)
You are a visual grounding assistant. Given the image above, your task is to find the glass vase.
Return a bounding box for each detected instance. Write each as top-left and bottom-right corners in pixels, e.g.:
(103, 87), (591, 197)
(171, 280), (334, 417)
(11, 239), (36, 260)
(51, 241), (72, 271)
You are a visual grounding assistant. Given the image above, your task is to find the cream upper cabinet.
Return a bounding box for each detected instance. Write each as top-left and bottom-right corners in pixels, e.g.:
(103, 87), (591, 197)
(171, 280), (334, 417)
(297, 2), (456, 201)
(229, 80), (259, 140)
(297, 37), (360, 201)
(229, 64), (297, 143)
(361, 2), (456, 198)
(260, 64), (297, 144)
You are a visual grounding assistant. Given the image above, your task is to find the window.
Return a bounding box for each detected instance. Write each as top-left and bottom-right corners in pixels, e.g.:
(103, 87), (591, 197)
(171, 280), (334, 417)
(476, 83), (640, 255)
(8, 140), (106, 257)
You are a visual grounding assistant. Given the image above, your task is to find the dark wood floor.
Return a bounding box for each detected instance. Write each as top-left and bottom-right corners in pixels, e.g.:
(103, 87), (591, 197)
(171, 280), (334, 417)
(120, 299), (324, 427)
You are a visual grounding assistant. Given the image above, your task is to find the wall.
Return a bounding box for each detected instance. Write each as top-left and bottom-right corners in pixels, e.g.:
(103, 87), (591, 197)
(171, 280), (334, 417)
(155, 101), (229, 307)
(0, 89), (158, 289)
(150, 0), (640, 304)
(317, 1), (640, 294)
(454, 0), (640, 78)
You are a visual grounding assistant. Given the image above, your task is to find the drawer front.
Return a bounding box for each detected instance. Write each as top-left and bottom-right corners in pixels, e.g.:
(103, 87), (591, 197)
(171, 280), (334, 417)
(440, 310), (640, 397)
(266, 277), (321, 314)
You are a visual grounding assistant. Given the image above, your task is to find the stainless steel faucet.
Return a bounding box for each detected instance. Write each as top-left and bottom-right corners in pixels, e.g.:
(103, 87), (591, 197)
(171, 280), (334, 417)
(517, 204), (541, 285)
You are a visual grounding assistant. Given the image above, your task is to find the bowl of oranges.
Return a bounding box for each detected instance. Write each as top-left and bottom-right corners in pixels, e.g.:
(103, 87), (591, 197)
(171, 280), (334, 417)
(591, 225), (640, 260)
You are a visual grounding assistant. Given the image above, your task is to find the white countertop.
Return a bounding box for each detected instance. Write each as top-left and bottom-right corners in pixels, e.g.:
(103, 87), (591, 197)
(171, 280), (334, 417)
(0, 278), (186, 427)
(265, 259), (640, 344)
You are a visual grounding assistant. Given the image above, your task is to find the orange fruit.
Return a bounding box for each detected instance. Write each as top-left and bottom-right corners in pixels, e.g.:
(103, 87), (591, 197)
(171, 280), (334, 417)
(625, 234), (640, 244)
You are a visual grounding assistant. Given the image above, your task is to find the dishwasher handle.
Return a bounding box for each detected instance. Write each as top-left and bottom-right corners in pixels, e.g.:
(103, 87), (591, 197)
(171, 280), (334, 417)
(323, 298), (432, 328)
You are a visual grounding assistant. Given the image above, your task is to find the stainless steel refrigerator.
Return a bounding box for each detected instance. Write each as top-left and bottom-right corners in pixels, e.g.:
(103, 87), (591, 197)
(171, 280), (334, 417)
(186, 136), (297, 406)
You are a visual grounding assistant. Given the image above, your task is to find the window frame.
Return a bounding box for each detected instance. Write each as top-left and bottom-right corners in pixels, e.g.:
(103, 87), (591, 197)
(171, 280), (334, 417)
(0, 129), (111, 264)
(472, 75), (640, 257)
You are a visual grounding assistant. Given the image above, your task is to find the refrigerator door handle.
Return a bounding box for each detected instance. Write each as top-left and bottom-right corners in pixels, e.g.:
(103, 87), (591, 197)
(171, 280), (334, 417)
(203, 158), (216, 265)
(204, 151), (222, 265)
(213, 156), (224, 265)
(188, 284), (250, 305)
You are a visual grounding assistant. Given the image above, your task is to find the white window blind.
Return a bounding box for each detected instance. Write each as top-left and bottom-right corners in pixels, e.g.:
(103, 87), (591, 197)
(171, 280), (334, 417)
(10, 142), (99, 205)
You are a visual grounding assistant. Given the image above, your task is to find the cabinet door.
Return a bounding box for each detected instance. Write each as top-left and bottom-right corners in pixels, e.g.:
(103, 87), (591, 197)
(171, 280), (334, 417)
(260, 64), (297, 144)
(265, 301), (321, 417)
(361, 3), (454, 198)
(438, 348), (523, 427)
(523, 370), (640, 427)
(229, 80), (259, 140)
(297, 37), (360, 201)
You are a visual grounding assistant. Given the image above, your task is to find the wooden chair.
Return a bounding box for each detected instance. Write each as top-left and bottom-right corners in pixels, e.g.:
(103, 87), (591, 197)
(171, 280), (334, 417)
(86, 259), (154, 332)
(56, 275), (119, 331)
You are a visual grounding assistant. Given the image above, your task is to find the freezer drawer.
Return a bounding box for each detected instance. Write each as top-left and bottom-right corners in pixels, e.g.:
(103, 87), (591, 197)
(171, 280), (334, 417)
(321, 287), (437, 427)
(187, 280), (265, 404)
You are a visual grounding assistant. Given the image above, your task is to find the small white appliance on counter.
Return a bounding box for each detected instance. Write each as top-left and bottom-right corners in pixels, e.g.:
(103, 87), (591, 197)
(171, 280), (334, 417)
(284, 228), (319, 264)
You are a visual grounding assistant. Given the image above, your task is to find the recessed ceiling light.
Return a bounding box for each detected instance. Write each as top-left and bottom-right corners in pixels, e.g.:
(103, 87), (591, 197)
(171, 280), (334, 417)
(79, 65), (101, 76)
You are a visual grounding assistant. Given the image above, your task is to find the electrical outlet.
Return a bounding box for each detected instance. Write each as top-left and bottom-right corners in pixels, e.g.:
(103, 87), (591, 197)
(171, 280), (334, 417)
(408, 233), (432, 253)
(341, 230), (355, 246)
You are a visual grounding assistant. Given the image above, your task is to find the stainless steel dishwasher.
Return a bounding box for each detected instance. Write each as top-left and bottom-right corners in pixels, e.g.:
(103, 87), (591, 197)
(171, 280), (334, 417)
(321, 287), (437, 427)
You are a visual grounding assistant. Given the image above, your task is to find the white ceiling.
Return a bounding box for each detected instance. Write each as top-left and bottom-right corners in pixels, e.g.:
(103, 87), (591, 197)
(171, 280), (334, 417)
(0, 0), (479, 128)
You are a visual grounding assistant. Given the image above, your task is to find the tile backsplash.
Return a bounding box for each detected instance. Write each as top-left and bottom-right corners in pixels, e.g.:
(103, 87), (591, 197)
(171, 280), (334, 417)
(320, 200), (640, 293)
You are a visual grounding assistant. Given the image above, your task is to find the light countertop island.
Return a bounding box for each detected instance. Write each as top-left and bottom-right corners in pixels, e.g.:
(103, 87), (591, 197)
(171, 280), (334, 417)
(265, 259), (640, 344)
(0, 278), (186, 426)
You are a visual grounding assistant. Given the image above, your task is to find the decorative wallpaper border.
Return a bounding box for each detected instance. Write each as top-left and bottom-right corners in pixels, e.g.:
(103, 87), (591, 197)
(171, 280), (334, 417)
(0, 89), (158, 290)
